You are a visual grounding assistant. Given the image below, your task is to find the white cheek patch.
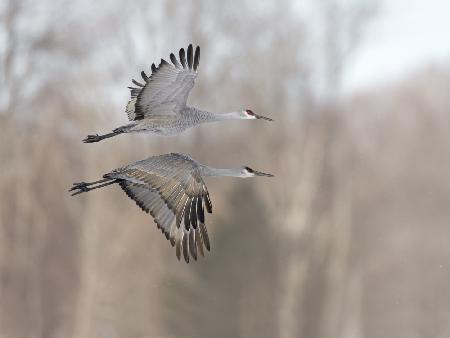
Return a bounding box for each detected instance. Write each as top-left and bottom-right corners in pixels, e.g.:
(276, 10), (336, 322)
(243, 111), (256, 119)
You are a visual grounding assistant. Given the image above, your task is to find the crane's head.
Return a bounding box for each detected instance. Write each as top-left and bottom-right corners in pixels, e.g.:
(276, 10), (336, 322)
(242, 109), (274, 121)
(240, 166), (274, 178)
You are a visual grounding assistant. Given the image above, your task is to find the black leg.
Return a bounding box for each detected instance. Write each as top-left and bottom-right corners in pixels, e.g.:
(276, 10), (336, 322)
(82, 131), (120, 143)
(70, 179), (117, 196)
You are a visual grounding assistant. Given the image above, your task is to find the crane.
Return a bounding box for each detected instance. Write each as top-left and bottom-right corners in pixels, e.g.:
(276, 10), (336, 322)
(83, 44), (273, 143)
(70, 153), (273, 262)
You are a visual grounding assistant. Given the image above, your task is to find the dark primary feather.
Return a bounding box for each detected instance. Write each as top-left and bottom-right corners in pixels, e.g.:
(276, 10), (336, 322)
(193, 46), (200, 71)
(190, 198), (198, 229)
(197, 196), (204, 223)
(141, 71), (149, 83)
(179, 48), (187, 68)
(184, 199), (191, 231)
(182, 233), (189, 262)
(204, 193), (212, 213)
(195, 228), (204, 256)
(189, 231), (197, 260)
(132, 79), (145, 87)
(187, 44), (193, 69)
(199, 222), (210, 251)
(170, 53), (180, 67)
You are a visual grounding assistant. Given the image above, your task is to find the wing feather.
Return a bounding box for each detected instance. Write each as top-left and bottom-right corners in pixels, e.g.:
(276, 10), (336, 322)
(125, 45), (200, 121)
(170, 53), (180, 68)
(189, 230), (197, 260)
(132, 79), (145, 87)
(199, 221), (210, 251)
(182, 230), (189, 263)
(193, 46), (200, 71)
(141, 71), (149, 83)
(190, 197), (198, 229)
(179, 48), (186, 68)
(187, 44), (193, 69)
(195, 228), (204, 256)
(108, 153), (211, 262)
(184, 197), (192, 231)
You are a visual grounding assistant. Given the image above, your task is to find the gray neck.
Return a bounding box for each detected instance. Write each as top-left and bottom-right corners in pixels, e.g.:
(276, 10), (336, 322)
(200, 166), (243, 177)
(188, 107), (241, 123)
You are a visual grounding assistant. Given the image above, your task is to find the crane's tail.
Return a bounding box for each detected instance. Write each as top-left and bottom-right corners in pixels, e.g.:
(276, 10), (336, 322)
(69, 178), (118, 196)
(83, 126), (128, 143)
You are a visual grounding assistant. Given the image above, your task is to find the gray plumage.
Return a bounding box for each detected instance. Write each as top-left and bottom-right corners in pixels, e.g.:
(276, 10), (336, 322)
(83, 44), (273, 143)
(69, 153), (274, 262)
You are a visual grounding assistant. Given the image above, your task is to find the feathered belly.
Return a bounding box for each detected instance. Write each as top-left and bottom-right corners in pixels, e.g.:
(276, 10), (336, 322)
(129, 120), (188, 136)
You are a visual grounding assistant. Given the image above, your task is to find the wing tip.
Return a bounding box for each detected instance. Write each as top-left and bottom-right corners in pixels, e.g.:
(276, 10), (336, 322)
(182, 233), (189, 263)
(132, 79), (145, 87)
(170, 52), (180, 68)
(194, 46), (200, 71)
(187, 44), (193, 69)
(179, 47), (186, 68)
(141, 71), (149, 83)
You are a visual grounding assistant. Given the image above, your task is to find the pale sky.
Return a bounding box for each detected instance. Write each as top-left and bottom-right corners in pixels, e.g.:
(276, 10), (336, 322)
(342, 0), (450, 93)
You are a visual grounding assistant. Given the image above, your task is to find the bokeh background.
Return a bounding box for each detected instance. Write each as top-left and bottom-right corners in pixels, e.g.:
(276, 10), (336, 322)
(1, 0), (450, 337)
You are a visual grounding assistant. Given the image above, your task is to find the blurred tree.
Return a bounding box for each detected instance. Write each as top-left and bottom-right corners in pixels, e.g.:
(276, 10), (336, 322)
(3, 1), (450, 338)
(163, 183), (279, 338)
(316, 0), (378, 100)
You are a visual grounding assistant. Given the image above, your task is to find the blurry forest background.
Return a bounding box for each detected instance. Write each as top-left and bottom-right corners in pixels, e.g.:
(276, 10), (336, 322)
(1, 0), (450, 337)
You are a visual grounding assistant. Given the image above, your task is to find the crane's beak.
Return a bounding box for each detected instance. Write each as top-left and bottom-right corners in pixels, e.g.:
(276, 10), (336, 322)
(254, 170), (274, 177)
(255, 113), (274, 121)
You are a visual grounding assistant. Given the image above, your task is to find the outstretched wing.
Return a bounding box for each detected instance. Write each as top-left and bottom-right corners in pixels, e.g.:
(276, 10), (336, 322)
(107, 153), (212, 263)
(126, 44), (200, 121)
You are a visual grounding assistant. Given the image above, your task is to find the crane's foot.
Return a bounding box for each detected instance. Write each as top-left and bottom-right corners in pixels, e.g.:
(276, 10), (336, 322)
(83, 130), (121, 143)
(83, 134), (102, 143)
(69, 182), (89, 195)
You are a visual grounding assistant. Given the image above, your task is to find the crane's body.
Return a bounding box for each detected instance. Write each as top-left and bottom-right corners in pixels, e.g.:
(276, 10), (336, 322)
(83, 44), (272, 143)
(113, 107), (248, 137)
(70, 153), (273, 262)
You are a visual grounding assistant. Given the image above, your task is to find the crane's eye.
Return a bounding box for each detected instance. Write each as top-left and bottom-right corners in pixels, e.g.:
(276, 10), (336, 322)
(246, 109), (254, 116)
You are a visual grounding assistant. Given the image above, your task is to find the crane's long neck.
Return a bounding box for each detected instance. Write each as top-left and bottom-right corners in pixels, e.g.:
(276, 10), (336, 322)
(200, 166), (243, 177)
(188, 107), (242, 123)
